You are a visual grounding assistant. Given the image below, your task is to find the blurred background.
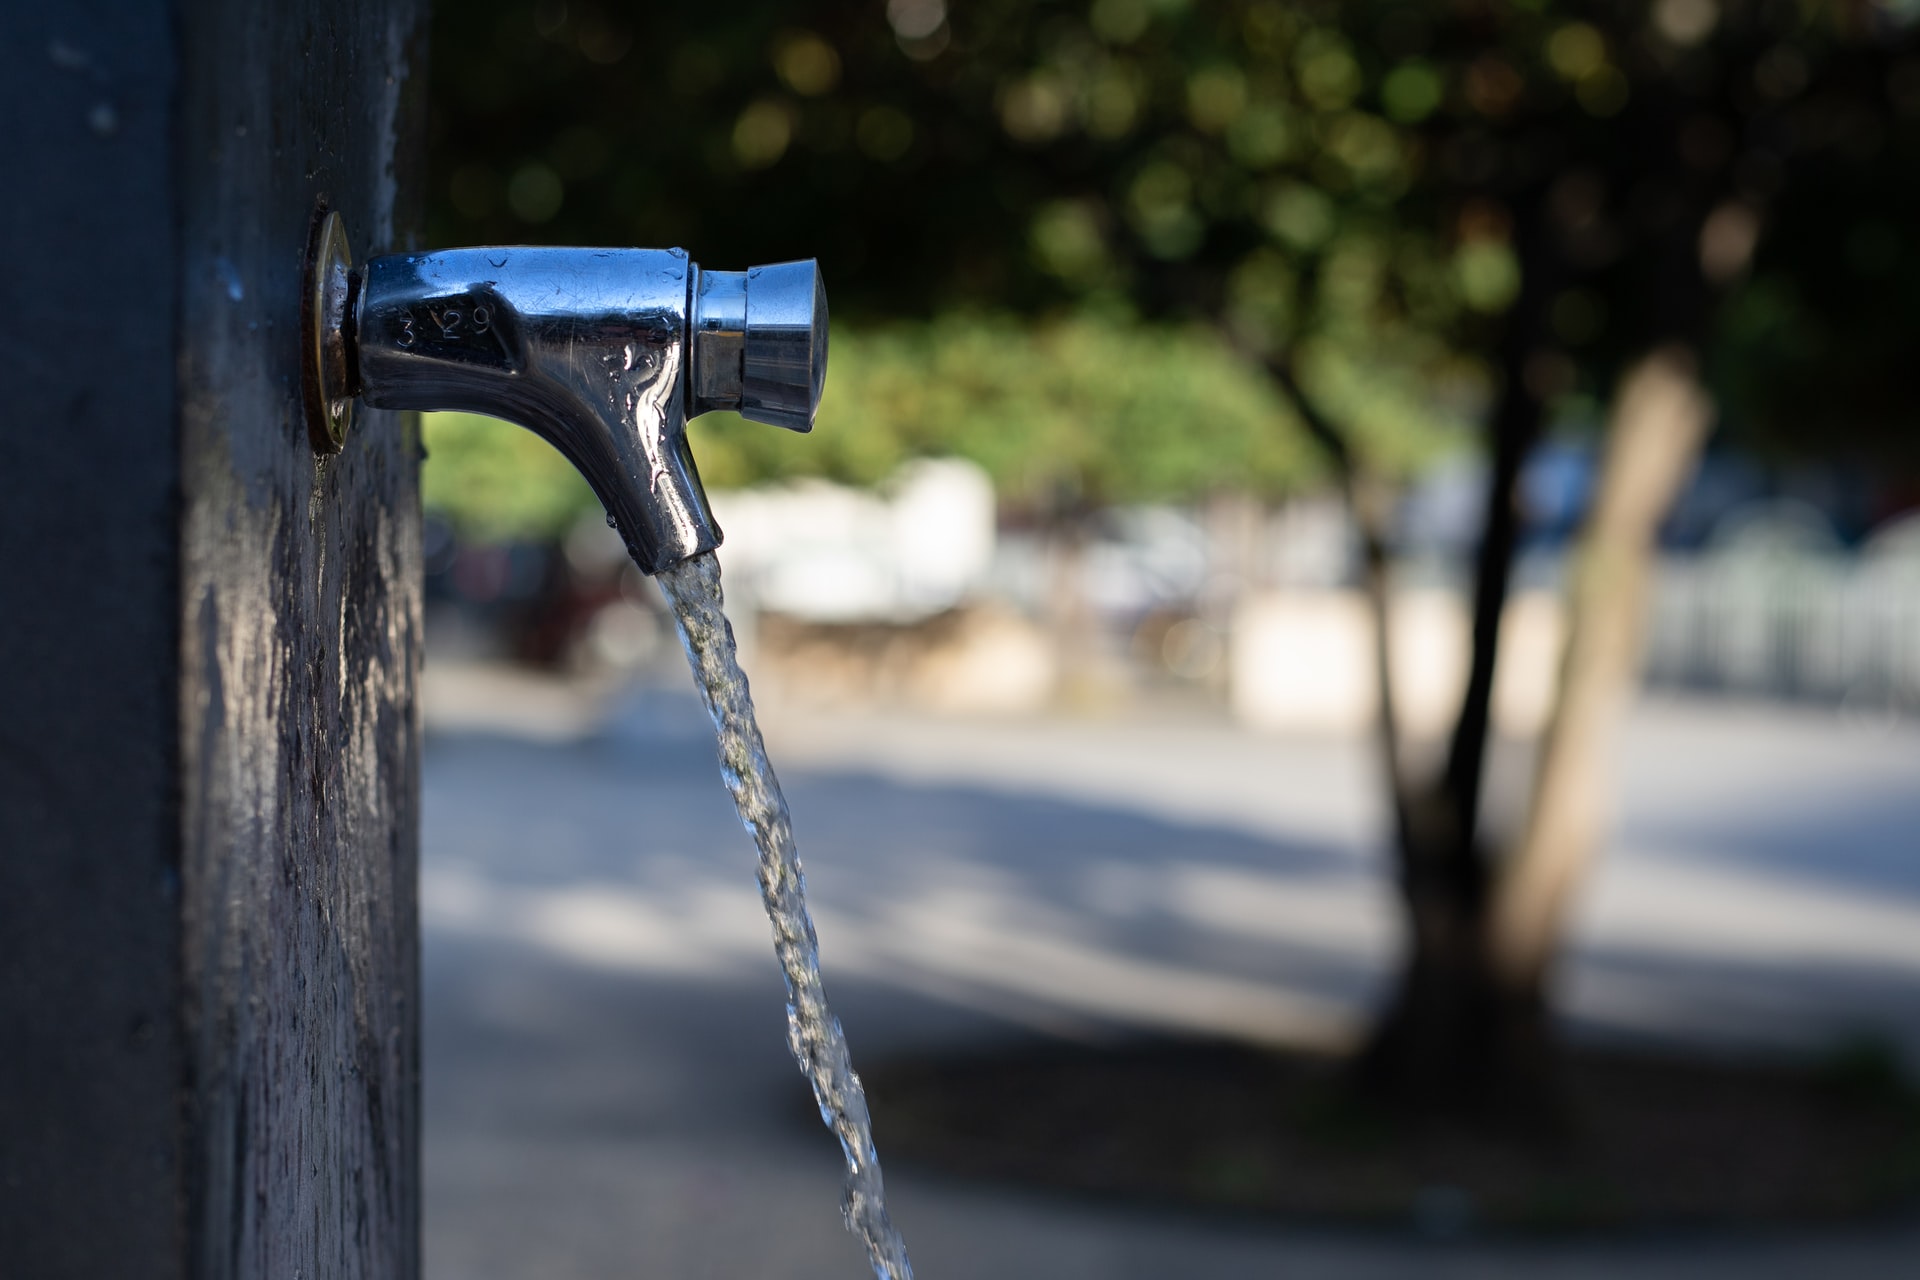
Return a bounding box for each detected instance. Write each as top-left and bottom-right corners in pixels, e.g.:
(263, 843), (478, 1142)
(415, 2), (1920, 1276)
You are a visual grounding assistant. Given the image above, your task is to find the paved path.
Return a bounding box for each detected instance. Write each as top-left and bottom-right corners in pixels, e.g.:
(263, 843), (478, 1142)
(421, 666), (1920, 1277)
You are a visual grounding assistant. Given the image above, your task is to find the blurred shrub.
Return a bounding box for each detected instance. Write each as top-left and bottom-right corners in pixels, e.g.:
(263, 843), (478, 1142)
(696, 310), (1328, 508)
(424, 308), (1467, 537)
(421, 410), (594, 542)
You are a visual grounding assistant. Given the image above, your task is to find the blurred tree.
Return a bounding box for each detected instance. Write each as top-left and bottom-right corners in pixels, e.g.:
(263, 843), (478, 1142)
(424, 0), (1480, 496)
(1338, 0), (1920, 1114)
(425, 0), (1920, 1119)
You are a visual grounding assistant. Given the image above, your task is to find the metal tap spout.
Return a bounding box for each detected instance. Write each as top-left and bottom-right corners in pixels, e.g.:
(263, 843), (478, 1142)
(342, 239), (826, 574)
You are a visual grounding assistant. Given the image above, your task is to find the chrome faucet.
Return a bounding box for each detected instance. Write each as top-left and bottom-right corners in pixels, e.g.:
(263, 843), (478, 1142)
(303, 212), (827, 573)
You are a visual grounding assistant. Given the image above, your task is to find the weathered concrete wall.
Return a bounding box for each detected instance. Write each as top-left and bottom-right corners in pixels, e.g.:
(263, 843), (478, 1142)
(0, 2), (427, 1276)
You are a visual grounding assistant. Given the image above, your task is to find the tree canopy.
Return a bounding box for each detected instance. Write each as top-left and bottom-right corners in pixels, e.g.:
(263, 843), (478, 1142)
(423, 0), (1920, 532)
(422, 0), (1500, 522)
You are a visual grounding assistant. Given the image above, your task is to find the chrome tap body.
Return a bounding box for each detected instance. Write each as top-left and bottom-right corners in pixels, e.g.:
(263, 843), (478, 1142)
(349, 244), (826, 574)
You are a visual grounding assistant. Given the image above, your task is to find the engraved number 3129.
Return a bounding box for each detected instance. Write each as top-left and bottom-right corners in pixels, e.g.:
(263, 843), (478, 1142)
(395, 304), (492, 349)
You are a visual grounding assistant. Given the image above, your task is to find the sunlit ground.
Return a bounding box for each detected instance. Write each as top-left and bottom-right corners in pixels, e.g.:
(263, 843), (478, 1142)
(421, 663), (1920, 1279)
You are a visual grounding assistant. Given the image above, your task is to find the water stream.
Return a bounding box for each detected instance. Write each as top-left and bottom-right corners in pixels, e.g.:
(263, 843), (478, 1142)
(656, 551), (914, 1280)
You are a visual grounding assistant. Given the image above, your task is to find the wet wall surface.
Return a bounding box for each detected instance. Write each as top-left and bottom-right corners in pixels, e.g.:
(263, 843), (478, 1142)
(176, 2), (428, 1277)
(1, 2), (426, 1277)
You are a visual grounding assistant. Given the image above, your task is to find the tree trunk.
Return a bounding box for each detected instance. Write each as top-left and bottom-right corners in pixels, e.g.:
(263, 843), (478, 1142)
(1265, 357), (1413, 851)
(1274, 352), (1536, 1111)
(1489, 346), (1714, 996)
(1348, 353), (1548, 1111)
(1356, 347), (1713, 1115)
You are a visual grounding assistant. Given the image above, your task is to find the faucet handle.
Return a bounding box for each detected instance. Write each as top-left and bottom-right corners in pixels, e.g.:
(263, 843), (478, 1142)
(689, 259), (828, 433)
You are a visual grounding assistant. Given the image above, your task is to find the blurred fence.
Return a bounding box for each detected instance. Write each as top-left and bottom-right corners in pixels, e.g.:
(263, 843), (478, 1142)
(1644, 507), (1920, 715)
(1236, 503), (1920, 735)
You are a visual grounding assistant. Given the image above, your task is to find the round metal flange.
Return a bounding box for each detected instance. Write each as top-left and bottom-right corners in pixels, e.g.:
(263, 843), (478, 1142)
(302, 210), (355, 453)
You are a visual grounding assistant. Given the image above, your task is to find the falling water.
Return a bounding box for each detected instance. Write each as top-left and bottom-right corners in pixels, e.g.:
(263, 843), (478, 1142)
(657, 551), (914, 1280)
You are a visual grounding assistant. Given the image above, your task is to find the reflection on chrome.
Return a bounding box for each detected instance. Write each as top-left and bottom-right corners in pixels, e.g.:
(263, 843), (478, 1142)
(347, 242), (826, 574)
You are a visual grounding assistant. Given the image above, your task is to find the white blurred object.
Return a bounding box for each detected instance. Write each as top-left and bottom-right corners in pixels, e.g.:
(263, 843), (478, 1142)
(891, 459), (997, 612)
(1230, 589), (1565, 737)
(1229, 593), (1375, 734)
(710, 458), (996, 623)
(1645, 502), (1920, 712)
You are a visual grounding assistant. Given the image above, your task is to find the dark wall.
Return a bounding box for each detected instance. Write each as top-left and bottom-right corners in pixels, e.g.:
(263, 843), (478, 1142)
(0, 3), (187, 1274)
(0, 2), (427, 1276)
(176, 1), (429, 1275)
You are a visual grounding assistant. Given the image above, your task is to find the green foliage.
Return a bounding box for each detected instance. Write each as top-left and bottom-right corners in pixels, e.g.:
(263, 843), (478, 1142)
(424, 313), (1392, 535)
(421, 412), (593, 541)
(423, 0), (1920, 500)
(424, 0), (1489, 494)
(700, 311), (1328, 507)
